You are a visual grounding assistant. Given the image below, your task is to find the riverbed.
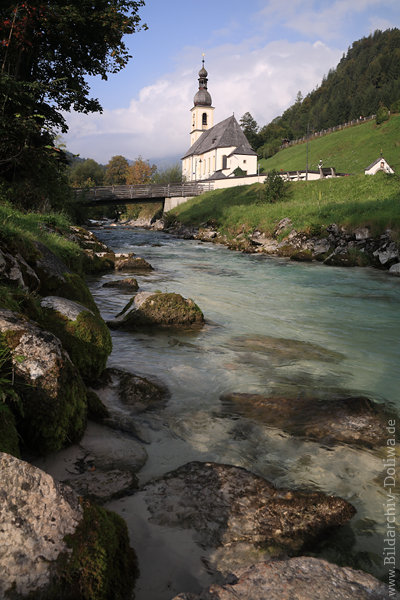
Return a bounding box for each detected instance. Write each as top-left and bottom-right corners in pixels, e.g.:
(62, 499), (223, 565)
(84, 227), (400, 597)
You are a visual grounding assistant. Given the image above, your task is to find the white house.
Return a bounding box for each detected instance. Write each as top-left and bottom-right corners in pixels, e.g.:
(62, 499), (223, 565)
(182, 60), (257, 182)
(365, 157), (394, 175)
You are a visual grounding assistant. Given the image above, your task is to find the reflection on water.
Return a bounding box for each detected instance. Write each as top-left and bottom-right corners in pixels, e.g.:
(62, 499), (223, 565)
(89, 226), (400, 598)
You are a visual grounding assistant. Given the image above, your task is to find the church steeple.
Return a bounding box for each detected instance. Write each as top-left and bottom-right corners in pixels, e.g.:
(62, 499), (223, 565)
(190, 55), (214, 145)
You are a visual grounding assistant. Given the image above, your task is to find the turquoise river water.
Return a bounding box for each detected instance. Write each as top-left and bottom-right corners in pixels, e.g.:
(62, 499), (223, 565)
(88, 226), (399, 599)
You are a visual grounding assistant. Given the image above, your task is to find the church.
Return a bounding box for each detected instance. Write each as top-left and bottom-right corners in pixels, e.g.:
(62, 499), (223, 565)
(181, 59), (257, 182)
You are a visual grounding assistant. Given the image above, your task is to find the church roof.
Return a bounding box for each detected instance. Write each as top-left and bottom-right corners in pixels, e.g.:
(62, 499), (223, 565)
(182, 115), (257, 159)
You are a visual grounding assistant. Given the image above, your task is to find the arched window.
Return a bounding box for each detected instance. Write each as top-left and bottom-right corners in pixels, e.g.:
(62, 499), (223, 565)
(222, 155), (227, 169)
(202, 112), (207, 126)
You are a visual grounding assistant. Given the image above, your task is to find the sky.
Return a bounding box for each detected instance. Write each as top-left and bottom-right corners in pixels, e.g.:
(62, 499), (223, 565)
(63, 0), (400, 165)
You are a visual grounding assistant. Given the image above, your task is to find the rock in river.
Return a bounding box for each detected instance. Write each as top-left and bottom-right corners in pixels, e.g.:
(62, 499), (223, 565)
(109, 291), (205, 330)
(0, 452), (138, 599)
(220, 393), (395, 449)
(114, 252), (153, 271)
(0, 309), (87, 454)
(142, 461), (355, 572)
(172, 557), (397, 600)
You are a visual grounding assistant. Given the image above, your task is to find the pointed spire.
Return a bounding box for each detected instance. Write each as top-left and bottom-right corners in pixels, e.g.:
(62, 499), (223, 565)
(194, 54), (212, 106)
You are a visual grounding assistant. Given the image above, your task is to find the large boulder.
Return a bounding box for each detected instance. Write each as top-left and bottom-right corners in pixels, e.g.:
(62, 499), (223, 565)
(0, 452), (138, 599)
(172, 557), (397, 600)
(114, 252), (153, 272)
(109, 291), (204, 330)
(220, 393), (394, 449)
(31, 241), (98, 313)
(142, 462), (355, 572)
(0, 309), (87, 454)
(40, 296), (112, 383)
(0, 452), (82, 597)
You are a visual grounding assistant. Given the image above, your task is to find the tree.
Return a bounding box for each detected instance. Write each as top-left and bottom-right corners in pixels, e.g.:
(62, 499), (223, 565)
(104, 155), (129, 185)
(69, 159), (105, 187)
(126, 156), (156, 184)
(239, 112), (259, 150)
(0, 0), (146, 207)
(152, 164), (182, 184)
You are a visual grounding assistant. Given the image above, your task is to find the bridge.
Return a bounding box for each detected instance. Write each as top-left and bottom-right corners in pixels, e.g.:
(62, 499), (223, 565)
(75, 182), (214, 207)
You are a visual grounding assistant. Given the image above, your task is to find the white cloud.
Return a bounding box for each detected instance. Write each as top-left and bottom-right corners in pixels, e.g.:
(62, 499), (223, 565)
(64, 38), (342, 163)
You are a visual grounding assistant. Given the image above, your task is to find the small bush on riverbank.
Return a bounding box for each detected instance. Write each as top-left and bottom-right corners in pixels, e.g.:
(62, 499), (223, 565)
(171, 172), (400, 238)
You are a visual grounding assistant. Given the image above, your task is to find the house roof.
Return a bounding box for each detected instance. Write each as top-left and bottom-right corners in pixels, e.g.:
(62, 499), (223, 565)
(365, 157), (391, 170)
(182, 115), (257, 159)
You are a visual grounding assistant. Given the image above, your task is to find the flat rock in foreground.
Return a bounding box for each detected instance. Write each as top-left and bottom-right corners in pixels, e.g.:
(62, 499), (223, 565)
(172, 557), (397, 600)
(143, 462), (355, 565)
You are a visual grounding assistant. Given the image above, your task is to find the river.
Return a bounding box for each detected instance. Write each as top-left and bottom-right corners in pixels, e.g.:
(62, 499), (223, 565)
(88, 226), (399, 599)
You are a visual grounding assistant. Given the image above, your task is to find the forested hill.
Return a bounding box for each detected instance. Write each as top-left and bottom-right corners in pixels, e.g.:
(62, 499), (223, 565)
(250, 29), (400, 159)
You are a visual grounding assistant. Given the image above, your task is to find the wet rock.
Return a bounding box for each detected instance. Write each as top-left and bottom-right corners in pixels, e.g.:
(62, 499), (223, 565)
(389, 262), (400, 276)
(110, 291), (204, 330)
(0, 452), (82, 597)
(99, 367), (169, 414)
(90, 367), (168, 441)
(196, 228), (218, 241)
(64, 468), (137, 503)
(0, 309), (86, 454)
(220, 393), (393, 449)
(143, 461), (355, 570)
(172, 557), (396, 600)
(115, 253), (153, 271)
(290, 249), (313, 262)
(102, 277), (139, 291)
(66, 225), (112, 253)
(37, 421), (147, 503)
(230, 334), (343, 365)
(40, 296), (112, 383)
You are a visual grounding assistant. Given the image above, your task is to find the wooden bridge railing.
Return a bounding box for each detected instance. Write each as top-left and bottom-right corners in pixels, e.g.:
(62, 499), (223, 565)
(75, 182), (214, 202)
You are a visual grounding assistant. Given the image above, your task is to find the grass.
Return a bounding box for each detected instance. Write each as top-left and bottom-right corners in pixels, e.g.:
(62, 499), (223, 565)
(171, 172), (400, 238)
(259, 115), (400, 175)
(0, 200), (85, 272)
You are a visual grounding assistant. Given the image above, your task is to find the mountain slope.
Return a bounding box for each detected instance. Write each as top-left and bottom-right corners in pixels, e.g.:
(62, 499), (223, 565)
(259, 114), (400, 174)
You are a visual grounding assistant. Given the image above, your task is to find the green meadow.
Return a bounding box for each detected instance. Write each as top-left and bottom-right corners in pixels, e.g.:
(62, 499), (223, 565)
(259, 115), (400, 175)
(172, 172), (400, 238)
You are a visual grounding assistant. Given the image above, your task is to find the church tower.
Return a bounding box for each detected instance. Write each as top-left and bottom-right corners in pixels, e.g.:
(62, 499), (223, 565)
(190, 56), (214, 146)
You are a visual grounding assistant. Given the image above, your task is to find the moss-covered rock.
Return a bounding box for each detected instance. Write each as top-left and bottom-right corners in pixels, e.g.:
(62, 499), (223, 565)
(0, 309), (87, 455)
(102, 277), (139, 292)
(30, 242), (99, 314)
(55, 501), (139, 600)
(86, 388), (109, 422)
(110, 291), (205, 330)
(290, 249), (314, 262)
(40, 296), (112, 383)
(0, 454), (138, 600)
(0, 404), (20, 457)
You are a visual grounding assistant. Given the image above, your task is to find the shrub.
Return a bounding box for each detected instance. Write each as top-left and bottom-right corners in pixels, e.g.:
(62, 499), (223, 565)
(257, 170), (290, 204)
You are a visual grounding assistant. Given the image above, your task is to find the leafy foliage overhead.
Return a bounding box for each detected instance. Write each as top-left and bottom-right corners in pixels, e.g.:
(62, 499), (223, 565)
(0, 0), (146, 208)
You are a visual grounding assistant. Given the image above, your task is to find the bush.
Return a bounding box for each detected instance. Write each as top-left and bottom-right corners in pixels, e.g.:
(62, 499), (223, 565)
(257, 170), (290, 204)
(376, 104), (389, 125)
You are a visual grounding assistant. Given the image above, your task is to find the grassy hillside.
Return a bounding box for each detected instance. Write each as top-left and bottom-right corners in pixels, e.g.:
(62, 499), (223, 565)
(259, 115), (400, 175)
(171, 172), (400, 238)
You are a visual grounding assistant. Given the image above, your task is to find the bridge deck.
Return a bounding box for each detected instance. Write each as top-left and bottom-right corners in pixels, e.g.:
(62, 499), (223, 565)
(76, 182), (213, 205)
